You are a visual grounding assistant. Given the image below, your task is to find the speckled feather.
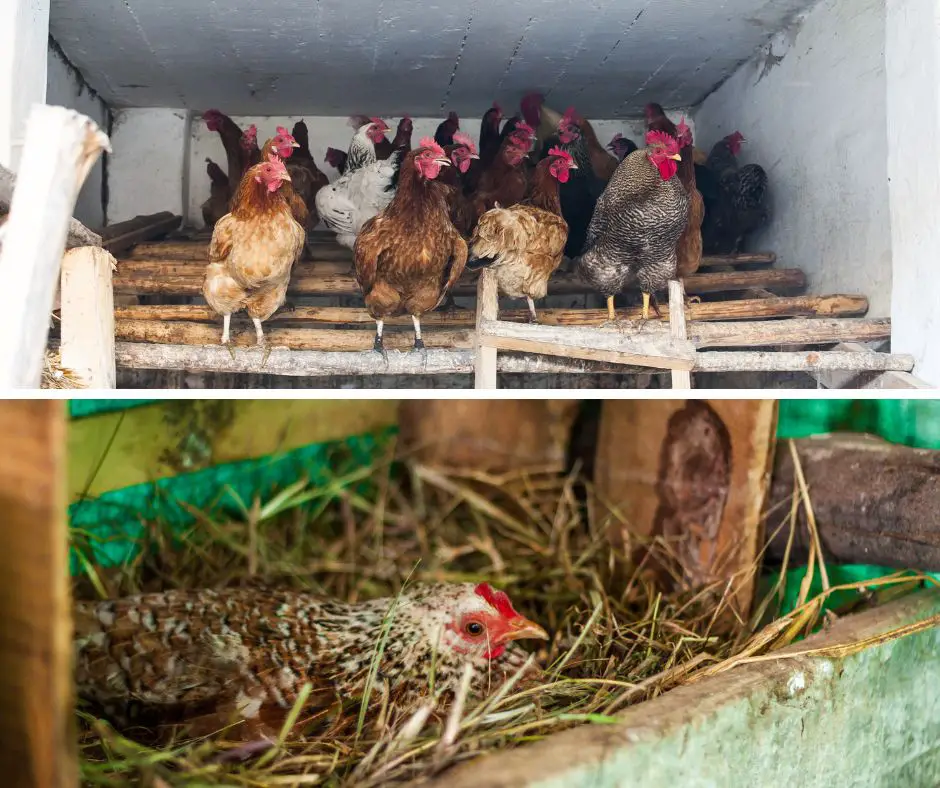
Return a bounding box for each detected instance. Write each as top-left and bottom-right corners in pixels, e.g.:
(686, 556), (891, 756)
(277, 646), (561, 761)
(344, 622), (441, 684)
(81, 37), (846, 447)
(74, 583), (543, 739)
(578, 146), (690, 298)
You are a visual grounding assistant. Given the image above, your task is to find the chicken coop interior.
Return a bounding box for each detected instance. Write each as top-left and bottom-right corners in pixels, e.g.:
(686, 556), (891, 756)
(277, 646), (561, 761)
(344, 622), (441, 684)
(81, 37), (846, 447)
(2, 397), (940, 786)
(3, 0), (930, 388)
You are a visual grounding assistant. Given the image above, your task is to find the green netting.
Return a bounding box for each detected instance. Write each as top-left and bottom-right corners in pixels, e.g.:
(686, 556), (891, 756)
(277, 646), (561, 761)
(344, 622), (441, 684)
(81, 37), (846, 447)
(69, 399), (156, 419)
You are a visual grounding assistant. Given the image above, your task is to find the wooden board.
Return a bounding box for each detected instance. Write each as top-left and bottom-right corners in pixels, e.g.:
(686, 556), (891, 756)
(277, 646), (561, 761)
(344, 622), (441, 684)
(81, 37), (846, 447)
(0, 401), (75, 788)
(767, 434), (940, 571)
(398, 401), (580, 474)
(594, 400), (778, 621)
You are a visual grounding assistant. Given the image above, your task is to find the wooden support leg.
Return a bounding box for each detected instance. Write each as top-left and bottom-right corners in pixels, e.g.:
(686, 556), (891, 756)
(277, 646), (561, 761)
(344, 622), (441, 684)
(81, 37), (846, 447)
(669, 279), (692, 390)
(474, 269), (498, 389)
(60, 246), (116, 388)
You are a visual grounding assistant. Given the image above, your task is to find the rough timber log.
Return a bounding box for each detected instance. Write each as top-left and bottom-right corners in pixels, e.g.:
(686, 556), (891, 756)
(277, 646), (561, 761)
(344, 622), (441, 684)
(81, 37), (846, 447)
(100, 212), (182, 255)
(114, 295), (872, 326)
(126, 239), (351, 262)
(767, 434), (940, 571)
(112, 266), (807, 297)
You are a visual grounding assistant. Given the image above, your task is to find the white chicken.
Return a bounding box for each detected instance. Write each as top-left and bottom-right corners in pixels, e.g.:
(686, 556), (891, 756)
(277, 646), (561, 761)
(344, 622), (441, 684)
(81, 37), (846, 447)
(316, 118), (403, 249)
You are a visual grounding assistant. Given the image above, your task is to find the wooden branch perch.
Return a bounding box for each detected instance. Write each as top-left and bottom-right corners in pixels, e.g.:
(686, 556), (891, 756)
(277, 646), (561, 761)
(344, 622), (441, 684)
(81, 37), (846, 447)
(767, 434), (940, 571)
(0, 106), (110, 388)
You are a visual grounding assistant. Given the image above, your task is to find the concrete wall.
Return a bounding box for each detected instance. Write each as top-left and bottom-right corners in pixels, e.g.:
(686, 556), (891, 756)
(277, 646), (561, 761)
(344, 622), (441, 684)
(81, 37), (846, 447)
(693, 0), (892, 318)
(46, 40), (110, 228)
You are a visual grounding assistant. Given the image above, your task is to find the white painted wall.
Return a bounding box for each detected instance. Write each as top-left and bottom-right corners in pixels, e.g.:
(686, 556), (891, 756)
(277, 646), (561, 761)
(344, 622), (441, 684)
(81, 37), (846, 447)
(885, 0), (940, 385)
(0, 0), (50, 169)
(693, 0), (892, 318)
(186, 115), (661, 228)
(108, 108), (190, 224)
(46, 42), (110, 227)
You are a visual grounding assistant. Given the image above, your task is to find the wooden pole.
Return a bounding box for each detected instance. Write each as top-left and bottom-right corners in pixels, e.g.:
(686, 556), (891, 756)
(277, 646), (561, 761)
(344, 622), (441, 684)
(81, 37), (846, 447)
(766, 434), (940, 571)
(0, 401), (75, 788)
(60, 246), (117, 388)
(693, 350), (914, 373)
(0, 106), (110, 388)
(474, 269), (498, 389)
(669, 280), (692, 389)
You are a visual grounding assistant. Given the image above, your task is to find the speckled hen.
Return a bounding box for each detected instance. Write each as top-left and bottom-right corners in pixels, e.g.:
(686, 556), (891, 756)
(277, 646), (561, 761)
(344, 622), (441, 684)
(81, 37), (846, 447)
(577, 130), (689, 321)
(73, 582), (547, 741)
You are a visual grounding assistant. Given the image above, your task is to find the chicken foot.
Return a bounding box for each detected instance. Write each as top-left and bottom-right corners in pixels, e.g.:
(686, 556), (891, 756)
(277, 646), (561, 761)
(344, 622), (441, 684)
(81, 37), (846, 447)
(373, 319), (389, 362)
(412, 315), (425, 351)
(220, 314), (237, 361)
(526, 297), (538, 324)
(252, 317), (274, 367)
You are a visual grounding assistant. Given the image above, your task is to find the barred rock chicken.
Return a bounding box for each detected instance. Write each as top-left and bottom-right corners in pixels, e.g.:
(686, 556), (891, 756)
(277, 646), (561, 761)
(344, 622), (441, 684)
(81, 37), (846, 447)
(607, 133), (638, 162)
(471, 122), (536, 224)
(354, 138), (468, 354)
(701, 131), (769, 254)
(440, 132), (480, 238)
(316, 118), (402, 249)
(203, 110), (250, 193)
(468, 148), (574, 322)
(203, 156), (305, 347)
(324, 147), (348, 175)
(435, 111), (460, 147)
(74, 582), (547, 741)
(201, 158), (231, 228)
(577, 131), (688, 321)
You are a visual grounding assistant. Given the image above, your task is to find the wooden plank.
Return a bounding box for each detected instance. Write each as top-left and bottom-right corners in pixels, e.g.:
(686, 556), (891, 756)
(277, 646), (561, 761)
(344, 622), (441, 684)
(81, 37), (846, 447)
(67, 400), (399, 502)
(694, 350), (914, 373)
(99, 212), (181, 256)
(811, 342), (933, 389)
(115, 319), (473, 351)
(433, 591), (940, 788)
(113, 295), (873, 326)
(595, 401), (777, 624)
(0, 106), (110, 388)
(767, 434), (940, 571)
(474, 269), (498, 389)
(125, 243), (352, 263)
(398, 401), (580, 474)
(669, 279), (692, 389)
(479, 319), (697, 371)
(116, 259), (354, 277)
(112, 267), (808, 298)
(697, 252), (775, 269)
(60, 247), (116, 388)
(0, 401), (75, 788)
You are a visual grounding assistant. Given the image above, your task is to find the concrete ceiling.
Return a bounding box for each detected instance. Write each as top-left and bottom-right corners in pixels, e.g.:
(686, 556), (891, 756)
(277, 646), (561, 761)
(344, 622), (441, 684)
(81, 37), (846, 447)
(50, 0), (816, 117)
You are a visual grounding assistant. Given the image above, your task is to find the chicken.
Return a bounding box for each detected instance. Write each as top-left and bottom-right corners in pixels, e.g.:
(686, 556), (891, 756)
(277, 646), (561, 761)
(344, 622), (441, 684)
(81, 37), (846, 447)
(522, 94), (618, 182)
(607, 133), (638, 162)
(645, 106), (703, 278)
(471, 122), (536, 224)
(464, 102), (504, 194)
(700, 131), (769, 254)
(285, 120), (330, 237)
(467, 147), (574, 322)
(201, 158), (230, 228)
(435, 111), (460, 147)
(577, 131), (689, 321)
(74, 582), (547, 741)
(203, 109), (250, 193)
(646, 103), (710, 168)
(316, 119), (402, 249)
(324, 147), (348, 175)
(439, 132), (480, 238)
(374, 116), (413, 160)
(240, 124), (261, 167)
(354, 138), (469, 354)
(203, 156), (305, 347)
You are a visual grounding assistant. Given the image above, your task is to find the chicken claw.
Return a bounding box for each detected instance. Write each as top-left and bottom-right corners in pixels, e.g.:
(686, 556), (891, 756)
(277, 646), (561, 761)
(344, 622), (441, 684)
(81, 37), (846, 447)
(411, 316), (426, 353)
(373, 320), (389, 363)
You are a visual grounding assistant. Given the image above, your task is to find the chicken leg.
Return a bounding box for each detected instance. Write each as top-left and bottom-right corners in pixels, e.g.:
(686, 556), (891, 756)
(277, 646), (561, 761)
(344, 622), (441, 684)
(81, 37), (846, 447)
(606, 296), (616, 322)
(412, 315), (425, 351)
(642, 292), (651, 320)
(252, 318), (266, 346)
(221, 314), (232, 344)
(526, 297), (538, 324)
(373, 319), (388, 361)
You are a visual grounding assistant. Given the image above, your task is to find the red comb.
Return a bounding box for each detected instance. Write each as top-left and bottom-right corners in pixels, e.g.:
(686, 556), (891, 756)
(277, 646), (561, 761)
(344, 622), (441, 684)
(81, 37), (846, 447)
(474, 583), (519, 619)
(548, 145), (572, 161)
(453, 132), (476, 152)
(276, 126), (289, 136)
(418, 136), (446, 157)
(645, 130), (674, 146)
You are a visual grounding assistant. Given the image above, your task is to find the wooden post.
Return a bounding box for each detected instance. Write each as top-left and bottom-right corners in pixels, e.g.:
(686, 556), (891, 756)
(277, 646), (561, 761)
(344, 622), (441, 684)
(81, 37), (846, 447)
(668, 279), (692, 389)
(474, 269), (498, 389)
(0, 106), (110, 388)
(60, 247), (116, 388)
(0, 401), (75, 788)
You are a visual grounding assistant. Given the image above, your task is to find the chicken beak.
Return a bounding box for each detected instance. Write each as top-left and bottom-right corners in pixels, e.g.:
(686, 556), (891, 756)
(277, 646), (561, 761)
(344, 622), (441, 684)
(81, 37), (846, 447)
(569, 162), (579, 169)
(292, 141), (300, 148)
(500, 616), (549, 644)
(279, 171), (292, 182)
(469, 153), (480, 160)
(668, 153), (682, 161)
(436, 157), (452, 166)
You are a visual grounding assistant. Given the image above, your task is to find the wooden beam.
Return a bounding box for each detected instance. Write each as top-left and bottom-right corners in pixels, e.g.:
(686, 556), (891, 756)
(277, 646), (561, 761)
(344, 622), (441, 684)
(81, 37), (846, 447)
(0, 106), (110, 388)
(693, 350), (914, 373)
(479, 319), (696, 370)
(766, 434), (940, 571)
(99, 212), (182, 256)
(811, 342), (933, 389)
(112, 266), (808, 298)
(114, 295), (873, 327)
(0, 401), (75, 788)
(60, 247), (116, 388)
(126, 240), (352, 262)
(474, 269), (498, 389)
(669, 280), (692, 389)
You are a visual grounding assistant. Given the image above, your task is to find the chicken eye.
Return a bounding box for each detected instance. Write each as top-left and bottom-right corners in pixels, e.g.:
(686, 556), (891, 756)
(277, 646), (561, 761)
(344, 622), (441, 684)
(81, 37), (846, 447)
(464, 621), (484, 637)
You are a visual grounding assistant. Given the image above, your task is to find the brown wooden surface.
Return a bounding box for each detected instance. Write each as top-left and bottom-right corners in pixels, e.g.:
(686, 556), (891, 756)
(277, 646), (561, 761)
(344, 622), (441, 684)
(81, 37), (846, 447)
(99, 212), (181, 255)
(767, 434), (940, 571)
(112, 294), (872, 326)
(0, 402), (74, 788)
(398, 401), (580, 474)
(112, 266), (807, 298)
(595, 400), (778, 621)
